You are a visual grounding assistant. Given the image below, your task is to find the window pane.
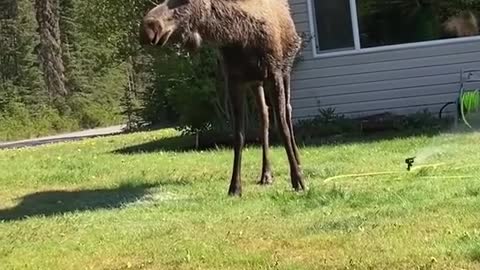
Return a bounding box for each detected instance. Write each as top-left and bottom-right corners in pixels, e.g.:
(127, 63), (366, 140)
(356, 0), (480, 48)
(313, 0), (355, 52)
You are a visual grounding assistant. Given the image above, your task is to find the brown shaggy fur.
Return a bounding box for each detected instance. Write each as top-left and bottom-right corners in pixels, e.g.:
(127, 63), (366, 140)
(140, 0), (305, 196)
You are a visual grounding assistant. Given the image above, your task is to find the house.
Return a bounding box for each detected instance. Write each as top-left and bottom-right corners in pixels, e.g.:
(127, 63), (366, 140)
(289, 0), (480, 121)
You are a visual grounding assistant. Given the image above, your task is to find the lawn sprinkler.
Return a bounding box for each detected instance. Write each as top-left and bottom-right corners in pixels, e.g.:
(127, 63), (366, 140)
(405, 157), (415, 171)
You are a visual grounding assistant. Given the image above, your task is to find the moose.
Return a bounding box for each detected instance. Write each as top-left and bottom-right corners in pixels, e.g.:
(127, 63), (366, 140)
(139, 0), (306, 196)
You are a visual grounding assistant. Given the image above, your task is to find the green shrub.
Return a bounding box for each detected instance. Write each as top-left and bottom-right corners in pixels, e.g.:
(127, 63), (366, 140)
(293, 108), (450, 143)
(136, 46), (260, 136)
(295, 108), (361, 140)
(0, 102), (80, 141)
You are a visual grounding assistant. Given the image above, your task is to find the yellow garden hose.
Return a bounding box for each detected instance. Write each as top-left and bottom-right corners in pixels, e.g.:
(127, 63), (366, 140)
(323, 171), (398, 183)
(323, 162), (476, 183)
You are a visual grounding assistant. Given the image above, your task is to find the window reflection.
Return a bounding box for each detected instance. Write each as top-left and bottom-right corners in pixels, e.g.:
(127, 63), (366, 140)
(356, 0), (480, 48)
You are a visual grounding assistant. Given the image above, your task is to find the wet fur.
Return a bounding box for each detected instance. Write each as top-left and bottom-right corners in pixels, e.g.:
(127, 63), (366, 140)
(162, 0), (301, 70)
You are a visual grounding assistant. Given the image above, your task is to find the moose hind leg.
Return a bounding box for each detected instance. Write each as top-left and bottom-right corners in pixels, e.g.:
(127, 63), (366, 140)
(284, 72), (301, 166)
(228, 79), (246, 196)
(253, 82), (273, 185)
(271, 72), (305, 191)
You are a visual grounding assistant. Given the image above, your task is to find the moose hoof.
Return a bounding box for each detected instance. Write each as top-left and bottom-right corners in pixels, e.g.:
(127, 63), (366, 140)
(257, 172), (273, 185)
(291, 173), (305, 192)
(228, 186), (242, 197)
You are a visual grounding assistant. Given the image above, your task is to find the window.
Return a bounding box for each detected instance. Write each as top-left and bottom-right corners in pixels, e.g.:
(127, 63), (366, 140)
(309, 0), (480, 56)
(313, 0), (354, 52)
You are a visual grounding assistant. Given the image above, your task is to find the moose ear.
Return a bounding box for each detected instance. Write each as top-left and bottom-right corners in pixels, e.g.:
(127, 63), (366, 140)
(167, 0), (190, 9)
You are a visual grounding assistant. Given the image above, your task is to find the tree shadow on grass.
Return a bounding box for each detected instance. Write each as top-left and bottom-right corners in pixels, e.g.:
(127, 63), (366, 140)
(111, 127), (449, 155)
(112, 134), (201, 154)
(112, 107), (468, 155)
(0, 183), (159, 222)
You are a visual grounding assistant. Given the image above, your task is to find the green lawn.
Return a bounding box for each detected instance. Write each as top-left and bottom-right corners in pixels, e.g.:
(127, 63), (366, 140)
(1, 128), (480, 269)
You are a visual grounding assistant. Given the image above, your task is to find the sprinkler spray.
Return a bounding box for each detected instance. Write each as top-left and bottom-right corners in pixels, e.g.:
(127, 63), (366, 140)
(405, 157), (415, 171)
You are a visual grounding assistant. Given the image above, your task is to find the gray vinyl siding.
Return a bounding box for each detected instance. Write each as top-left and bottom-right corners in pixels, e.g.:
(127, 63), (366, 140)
(288, 0), (480, 120)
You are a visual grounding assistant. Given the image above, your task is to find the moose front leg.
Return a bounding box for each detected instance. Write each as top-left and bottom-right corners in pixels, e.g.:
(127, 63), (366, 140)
(253, 82), (273, 185)
(228, 79), (246, 196)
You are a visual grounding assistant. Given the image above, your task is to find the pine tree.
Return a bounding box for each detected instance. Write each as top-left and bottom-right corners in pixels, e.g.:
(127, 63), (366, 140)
(0, 0), (18, 84)
(34, 0), (67, 111)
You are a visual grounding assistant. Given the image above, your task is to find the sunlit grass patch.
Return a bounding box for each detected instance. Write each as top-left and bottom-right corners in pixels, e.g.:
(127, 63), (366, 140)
(1, 128), (480, 269)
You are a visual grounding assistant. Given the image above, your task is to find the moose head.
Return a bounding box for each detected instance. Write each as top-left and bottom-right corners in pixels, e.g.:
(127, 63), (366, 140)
(140, 0), (203, 50)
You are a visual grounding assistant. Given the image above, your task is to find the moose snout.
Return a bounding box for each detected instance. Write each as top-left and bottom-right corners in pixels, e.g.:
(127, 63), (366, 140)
(139, 17), (162, 45)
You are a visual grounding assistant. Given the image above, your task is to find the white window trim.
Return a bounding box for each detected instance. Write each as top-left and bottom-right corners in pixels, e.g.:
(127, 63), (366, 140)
(306, 0), (480, 59)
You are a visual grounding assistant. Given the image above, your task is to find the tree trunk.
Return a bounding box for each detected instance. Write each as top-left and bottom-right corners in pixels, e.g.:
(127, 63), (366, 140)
(34, 0), (67, 109)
